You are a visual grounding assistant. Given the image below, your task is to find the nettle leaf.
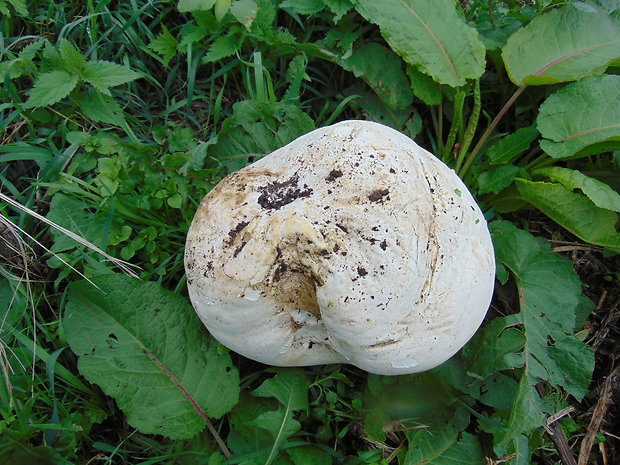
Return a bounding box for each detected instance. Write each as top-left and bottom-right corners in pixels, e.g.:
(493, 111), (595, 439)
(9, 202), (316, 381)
(324, 0), (352, 23)
(210, 100), (314, 172)
(343, 43), (413, 110)
(78, 88), (128, 127)
(82, 60), (141, 93)
(0, 0), (28, 16)
(351, 0), (485, 87)
(532, 166), (620, 212)
(280, 0), (324, 15)
(148, 26), (178, 65)
(203, 32), (240, 63)
(537, 75), (620, 159)
(516, 179), (620, 252)
(24, 70), (79, 108)
(487, 125), (539, 165)
(490, 221), (595, 445)
(502, 4), (620, 85)
(0, 39), (44, 79)
(64, 274), (240, 439)
(58, 39), (87, 74)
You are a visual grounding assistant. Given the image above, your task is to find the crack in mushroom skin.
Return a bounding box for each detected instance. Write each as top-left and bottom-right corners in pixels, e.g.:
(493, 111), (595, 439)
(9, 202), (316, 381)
(184, 120), (495, 375)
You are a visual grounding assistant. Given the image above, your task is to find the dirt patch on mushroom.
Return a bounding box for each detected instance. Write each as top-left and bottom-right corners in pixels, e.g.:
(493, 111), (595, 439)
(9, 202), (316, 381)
(254, 243), (325, 324)
(257, 173), (313, 210)
(368, 188), (390, 203)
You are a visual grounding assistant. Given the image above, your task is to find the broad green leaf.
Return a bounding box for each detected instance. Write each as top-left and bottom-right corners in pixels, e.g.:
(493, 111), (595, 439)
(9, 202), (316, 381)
(351, 0), (485, 87)
(230, 0), (258, 28)
(480, 373), (519, 410)
(247, 409), (301, 441)
(499, 375), (545, 446)
(24, 70), (79, 108)
(251, 370), (309, 465)
(404, 427), (484, 464)
(537, 75), (620, 159)
(178, 0), (217, 11)
(490, 221), (595, 444)
(229, 393), (279, 448)
(516, 179), (620, 251)
(343, 43), (413, 109)
(253, 369), (309, 412)
(463, 317), (525, 379)
(406, 64), (442, 105)
(509, 435), (534, 465)
(502, 5), (620, 85)
(64, 274), (240, 439)
(82, 61), (140, 93)
(58, 39), (87, 74)
(280, 0), (324, 15)
(533, 166), (620, 212)
(78, 89), (127, 127)
(148, 26), (178, 65)
(477, 164), (520, 195)
(487, 125), (539, 165)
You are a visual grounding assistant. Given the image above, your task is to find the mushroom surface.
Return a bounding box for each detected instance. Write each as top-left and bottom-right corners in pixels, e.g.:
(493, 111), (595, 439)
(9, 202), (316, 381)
(184, 120), (495, 375)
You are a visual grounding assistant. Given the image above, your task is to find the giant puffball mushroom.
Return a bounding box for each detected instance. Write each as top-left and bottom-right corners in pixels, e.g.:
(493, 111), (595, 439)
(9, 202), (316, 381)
(184, 120), (495, 376)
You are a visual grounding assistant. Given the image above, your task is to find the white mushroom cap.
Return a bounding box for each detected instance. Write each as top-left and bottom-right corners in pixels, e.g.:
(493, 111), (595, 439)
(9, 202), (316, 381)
(185, 120), (495, 375)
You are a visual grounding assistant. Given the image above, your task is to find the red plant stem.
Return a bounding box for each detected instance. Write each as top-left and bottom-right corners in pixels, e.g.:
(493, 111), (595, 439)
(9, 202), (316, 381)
(144, 348), (233, 460)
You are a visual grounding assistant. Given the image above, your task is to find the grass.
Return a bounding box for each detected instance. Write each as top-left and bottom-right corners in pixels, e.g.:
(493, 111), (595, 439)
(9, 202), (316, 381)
(1, 1), (619, 464)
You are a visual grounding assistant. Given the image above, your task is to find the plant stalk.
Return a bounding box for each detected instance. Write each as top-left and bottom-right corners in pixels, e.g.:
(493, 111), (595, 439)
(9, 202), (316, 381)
(443, 90), (465, 162)
(459, 85), (527, 179)
(455, 79), (481, 172)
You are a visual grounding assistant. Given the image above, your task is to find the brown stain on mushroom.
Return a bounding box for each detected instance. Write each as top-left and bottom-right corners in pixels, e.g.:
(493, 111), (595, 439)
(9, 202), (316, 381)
(257, 173), (313, 210)
(365, 339), (399, 349)
(258, 266), (321, 324)
(251, 237), (327, 328)
(194, 169), (281, 223)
